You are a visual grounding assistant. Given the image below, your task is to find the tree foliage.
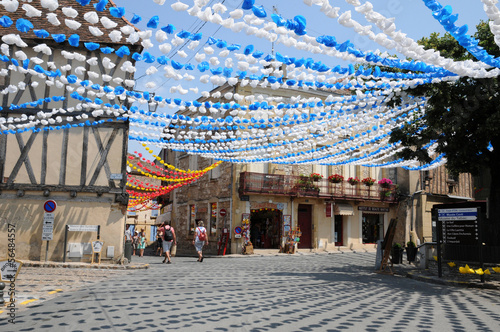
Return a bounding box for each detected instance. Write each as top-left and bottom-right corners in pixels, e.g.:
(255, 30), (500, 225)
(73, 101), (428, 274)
(389, 21), (500, 177)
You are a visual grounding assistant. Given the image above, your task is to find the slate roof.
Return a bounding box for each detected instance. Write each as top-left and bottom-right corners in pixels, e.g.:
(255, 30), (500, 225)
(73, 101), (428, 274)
(0, 0), (138, 46)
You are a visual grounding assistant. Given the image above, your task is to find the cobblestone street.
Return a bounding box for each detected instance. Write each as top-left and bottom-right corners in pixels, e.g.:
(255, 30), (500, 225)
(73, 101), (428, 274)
(2, 252), (500, 331)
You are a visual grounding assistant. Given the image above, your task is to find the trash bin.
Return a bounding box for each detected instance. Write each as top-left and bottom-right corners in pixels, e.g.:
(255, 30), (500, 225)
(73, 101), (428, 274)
(124, 240), (132, 262)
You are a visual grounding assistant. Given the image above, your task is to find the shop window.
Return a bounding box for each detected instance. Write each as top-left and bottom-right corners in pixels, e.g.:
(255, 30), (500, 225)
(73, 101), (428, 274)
(189, 205), (196, 234)
(210, 202), (217, 236)
(362, 214), (384, 243)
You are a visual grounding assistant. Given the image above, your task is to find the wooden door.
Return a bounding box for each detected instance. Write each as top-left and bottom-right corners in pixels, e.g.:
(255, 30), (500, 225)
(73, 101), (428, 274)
(335, 215), (343, 246)
(298, 204), (312, 248)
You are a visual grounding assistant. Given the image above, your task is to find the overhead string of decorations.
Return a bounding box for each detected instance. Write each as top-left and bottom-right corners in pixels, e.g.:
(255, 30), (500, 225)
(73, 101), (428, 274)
(0, 0), (489, 170)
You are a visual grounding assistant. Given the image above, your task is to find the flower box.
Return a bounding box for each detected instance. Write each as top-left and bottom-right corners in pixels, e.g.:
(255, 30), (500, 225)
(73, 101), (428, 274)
(310, 173), (323, 182)
(362, 177), (376, 186)
(328, 174), (344, 183)
(347, 177), (360, 185)
(378, 178), (393, 188)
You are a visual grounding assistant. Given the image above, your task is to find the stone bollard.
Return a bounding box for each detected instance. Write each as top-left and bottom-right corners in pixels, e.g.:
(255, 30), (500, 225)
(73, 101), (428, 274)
(0, 282), (5, 306)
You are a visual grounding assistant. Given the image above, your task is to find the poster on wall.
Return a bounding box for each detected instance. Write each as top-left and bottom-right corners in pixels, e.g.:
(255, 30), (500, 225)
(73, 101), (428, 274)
(283, 215), (291, 234)
(241, 213), (250, 245)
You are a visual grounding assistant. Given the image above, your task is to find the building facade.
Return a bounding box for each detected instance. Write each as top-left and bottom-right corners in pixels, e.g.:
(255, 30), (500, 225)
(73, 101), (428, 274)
(0, 0), (140, 262)
(163, 82), (400, 255)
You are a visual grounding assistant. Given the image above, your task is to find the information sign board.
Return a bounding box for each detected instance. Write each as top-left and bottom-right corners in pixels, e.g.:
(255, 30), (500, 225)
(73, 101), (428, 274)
(0, 260), (22, 282)
(438, 208), (479, 245)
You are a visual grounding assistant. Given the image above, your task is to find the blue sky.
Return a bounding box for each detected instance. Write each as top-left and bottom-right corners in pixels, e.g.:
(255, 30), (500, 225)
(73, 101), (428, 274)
(114, 0), (490, 155)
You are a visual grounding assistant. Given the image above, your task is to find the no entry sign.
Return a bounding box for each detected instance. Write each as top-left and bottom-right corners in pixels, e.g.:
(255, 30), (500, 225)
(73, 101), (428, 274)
(43, 200), (57, 213)
(220, 208), (226, 216)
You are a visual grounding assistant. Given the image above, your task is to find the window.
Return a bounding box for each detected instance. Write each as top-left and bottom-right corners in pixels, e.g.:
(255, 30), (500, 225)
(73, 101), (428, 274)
(210, 159), (220, 179)
(189, 205), (196, 234)
(210, 202), (217, 236)
(189, 154), (198, 172)
(362, 214), (384, 243)
(150, 226), (157, 242)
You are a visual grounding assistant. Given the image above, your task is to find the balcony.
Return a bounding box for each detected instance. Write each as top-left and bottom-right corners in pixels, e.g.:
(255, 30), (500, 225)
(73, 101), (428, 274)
(238, 172), (397, 203)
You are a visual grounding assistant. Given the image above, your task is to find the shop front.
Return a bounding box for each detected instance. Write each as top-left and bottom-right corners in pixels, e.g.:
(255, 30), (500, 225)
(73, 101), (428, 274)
(250, 204), (283, 249)
(359, 206), (390, 244)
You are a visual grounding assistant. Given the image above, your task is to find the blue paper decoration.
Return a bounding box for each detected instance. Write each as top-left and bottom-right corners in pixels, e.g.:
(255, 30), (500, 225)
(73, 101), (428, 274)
(130, 14), (142, 24)
(110, 7), (126, 18)
(252, 5), (267, 18)
(242, 0), (255, 10)
(94, 0), (108, 12)
(52, 34), (66, 43)
(115, 46), (130, 57)
(75, 0), (91, 5)
(16, 18), (33, 33)
(100, 47), (115, 54)
(147, 15), (160, 29)
(84, 42), (100, 51)
(0, 16), (13, 28)
(161, 24), (176, 34)
(34, 29), (49, 38)
(68, 34), (80, 47)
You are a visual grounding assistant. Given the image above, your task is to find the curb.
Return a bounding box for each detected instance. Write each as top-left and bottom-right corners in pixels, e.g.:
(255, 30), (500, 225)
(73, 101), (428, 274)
(405, 272), (499, 290)
(20, 261), (149, 270)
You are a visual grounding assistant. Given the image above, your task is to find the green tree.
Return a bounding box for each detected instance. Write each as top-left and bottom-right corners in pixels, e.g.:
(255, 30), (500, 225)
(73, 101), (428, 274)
(389, 21), (500, 243)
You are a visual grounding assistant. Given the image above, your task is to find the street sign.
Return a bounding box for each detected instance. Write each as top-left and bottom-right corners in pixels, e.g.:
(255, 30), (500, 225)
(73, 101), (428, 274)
(220, 209), (226, 217)
(42, 212), (55, 241)
(92, 241), (104, 253)
(234, 226), (242, 234)
(68, 225), (99, 232)
(43, 200), (57, 213)
(0, 260), (22, 282)
(438, 208), (479, 245)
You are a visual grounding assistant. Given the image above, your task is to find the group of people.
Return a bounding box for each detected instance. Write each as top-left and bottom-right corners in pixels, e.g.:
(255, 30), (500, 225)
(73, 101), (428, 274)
(124, 225), (146, 257)
(125, 220), (209, 263)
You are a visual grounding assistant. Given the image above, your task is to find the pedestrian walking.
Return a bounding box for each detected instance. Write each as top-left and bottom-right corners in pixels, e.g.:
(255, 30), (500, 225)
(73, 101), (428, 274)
(161, 221), (176, 264)
(193, 220), (208, 262)
(138, 232), (146, 257)
(132, 231), (139, 256)
(156, 232), (163, 256)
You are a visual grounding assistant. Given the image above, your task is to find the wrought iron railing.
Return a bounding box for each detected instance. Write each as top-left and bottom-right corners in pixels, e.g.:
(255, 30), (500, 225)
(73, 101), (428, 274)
(238, 172), (397, 202)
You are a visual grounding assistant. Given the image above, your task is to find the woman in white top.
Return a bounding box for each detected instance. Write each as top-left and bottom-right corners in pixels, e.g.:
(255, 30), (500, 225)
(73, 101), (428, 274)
(193, 220), (208, 262)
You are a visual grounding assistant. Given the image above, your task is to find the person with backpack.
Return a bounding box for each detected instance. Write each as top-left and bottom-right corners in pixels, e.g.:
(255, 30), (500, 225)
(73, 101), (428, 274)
(193, 220), (208, 262)
(161, 221), (176, 264)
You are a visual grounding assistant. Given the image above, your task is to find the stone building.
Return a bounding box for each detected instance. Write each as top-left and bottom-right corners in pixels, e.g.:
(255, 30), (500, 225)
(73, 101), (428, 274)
(0, 0), (141, 262)
(162, 81), (401, 255)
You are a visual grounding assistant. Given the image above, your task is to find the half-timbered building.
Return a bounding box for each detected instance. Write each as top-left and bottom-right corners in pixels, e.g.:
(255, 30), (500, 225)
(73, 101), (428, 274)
(0, 1), (141, 262)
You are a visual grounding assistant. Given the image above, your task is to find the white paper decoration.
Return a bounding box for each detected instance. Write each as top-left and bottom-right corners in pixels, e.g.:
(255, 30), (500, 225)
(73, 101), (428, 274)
(84, 11), (99, 24)
(101, 17), (118, 29)
(171, 1), (189, 12)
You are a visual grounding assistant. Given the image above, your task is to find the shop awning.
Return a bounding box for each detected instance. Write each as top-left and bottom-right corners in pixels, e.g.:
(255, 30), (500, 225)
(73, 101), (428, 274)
(334, 203), (354, 216)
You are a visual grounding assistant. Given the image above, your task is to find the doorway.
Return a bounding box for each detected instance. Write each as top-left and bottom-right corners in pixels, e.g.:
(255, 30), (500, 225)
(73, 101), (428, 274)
(362, 214), (384, 244)
(250, 209), (282, 249)
(298, 204), (312, 248)
(334, 215), (343, 246)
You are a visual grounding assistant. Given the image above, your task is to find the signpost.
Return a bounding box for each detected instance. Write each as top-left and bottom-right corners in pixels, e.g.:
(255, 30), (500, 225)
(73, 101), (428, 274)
(42, 200), (57, 261)
(436, 205), (484, 282)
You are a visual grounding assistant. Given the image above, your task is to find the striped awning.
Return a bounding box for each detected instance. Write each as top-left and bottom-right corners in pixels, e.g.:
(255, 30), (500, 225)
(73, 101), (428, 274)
(334, 203), (354, 216)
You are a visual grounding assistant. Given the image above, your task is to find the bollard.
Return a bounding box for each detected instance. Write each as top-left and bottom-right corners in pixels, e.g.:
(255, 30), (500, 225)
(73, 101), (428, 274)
(0, 282), (5, 306)
(124, 240), (132, 263)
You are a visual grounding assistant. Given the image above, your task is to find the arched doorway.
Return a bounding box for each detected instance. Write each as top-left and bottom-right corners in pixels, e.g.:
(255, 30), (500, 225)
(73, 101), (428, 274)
(250, 208), (282, 249)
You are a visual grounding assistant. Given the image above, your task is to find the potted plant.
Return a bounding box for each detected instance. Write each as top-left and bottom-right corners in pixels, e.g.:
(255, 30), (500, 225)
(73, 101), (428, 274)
(328, 174), (344, 183)
(347, 177), (360, 185)
(406, 241), (417, 262)
(378, 178), (393, 188)
(391, 242), (403, 264)
(310, 173), (323, 182)
(362, 177), (376, 186)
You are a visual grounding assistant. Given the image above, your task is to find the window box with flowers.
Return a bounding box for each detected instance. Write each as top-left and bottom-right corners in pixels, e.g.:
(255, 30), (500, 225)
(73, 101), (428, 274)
(347, 177), (360, 185)
(310, 173), (323, 182)
(328, 174), (344, 183)
(362, 177), (376, 187)
(378, 178), (393, 188)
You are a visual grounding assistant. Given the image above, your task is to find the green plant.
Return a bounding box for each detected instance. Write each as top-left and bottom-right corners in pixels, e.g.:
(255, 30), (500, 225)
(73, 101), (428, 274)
(407, 241), (416, 248)
(362, 177), (376, 186)
(328, 174), (344, 183)
(347, 177), (360, 185)
(392, 242), (402, 249)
